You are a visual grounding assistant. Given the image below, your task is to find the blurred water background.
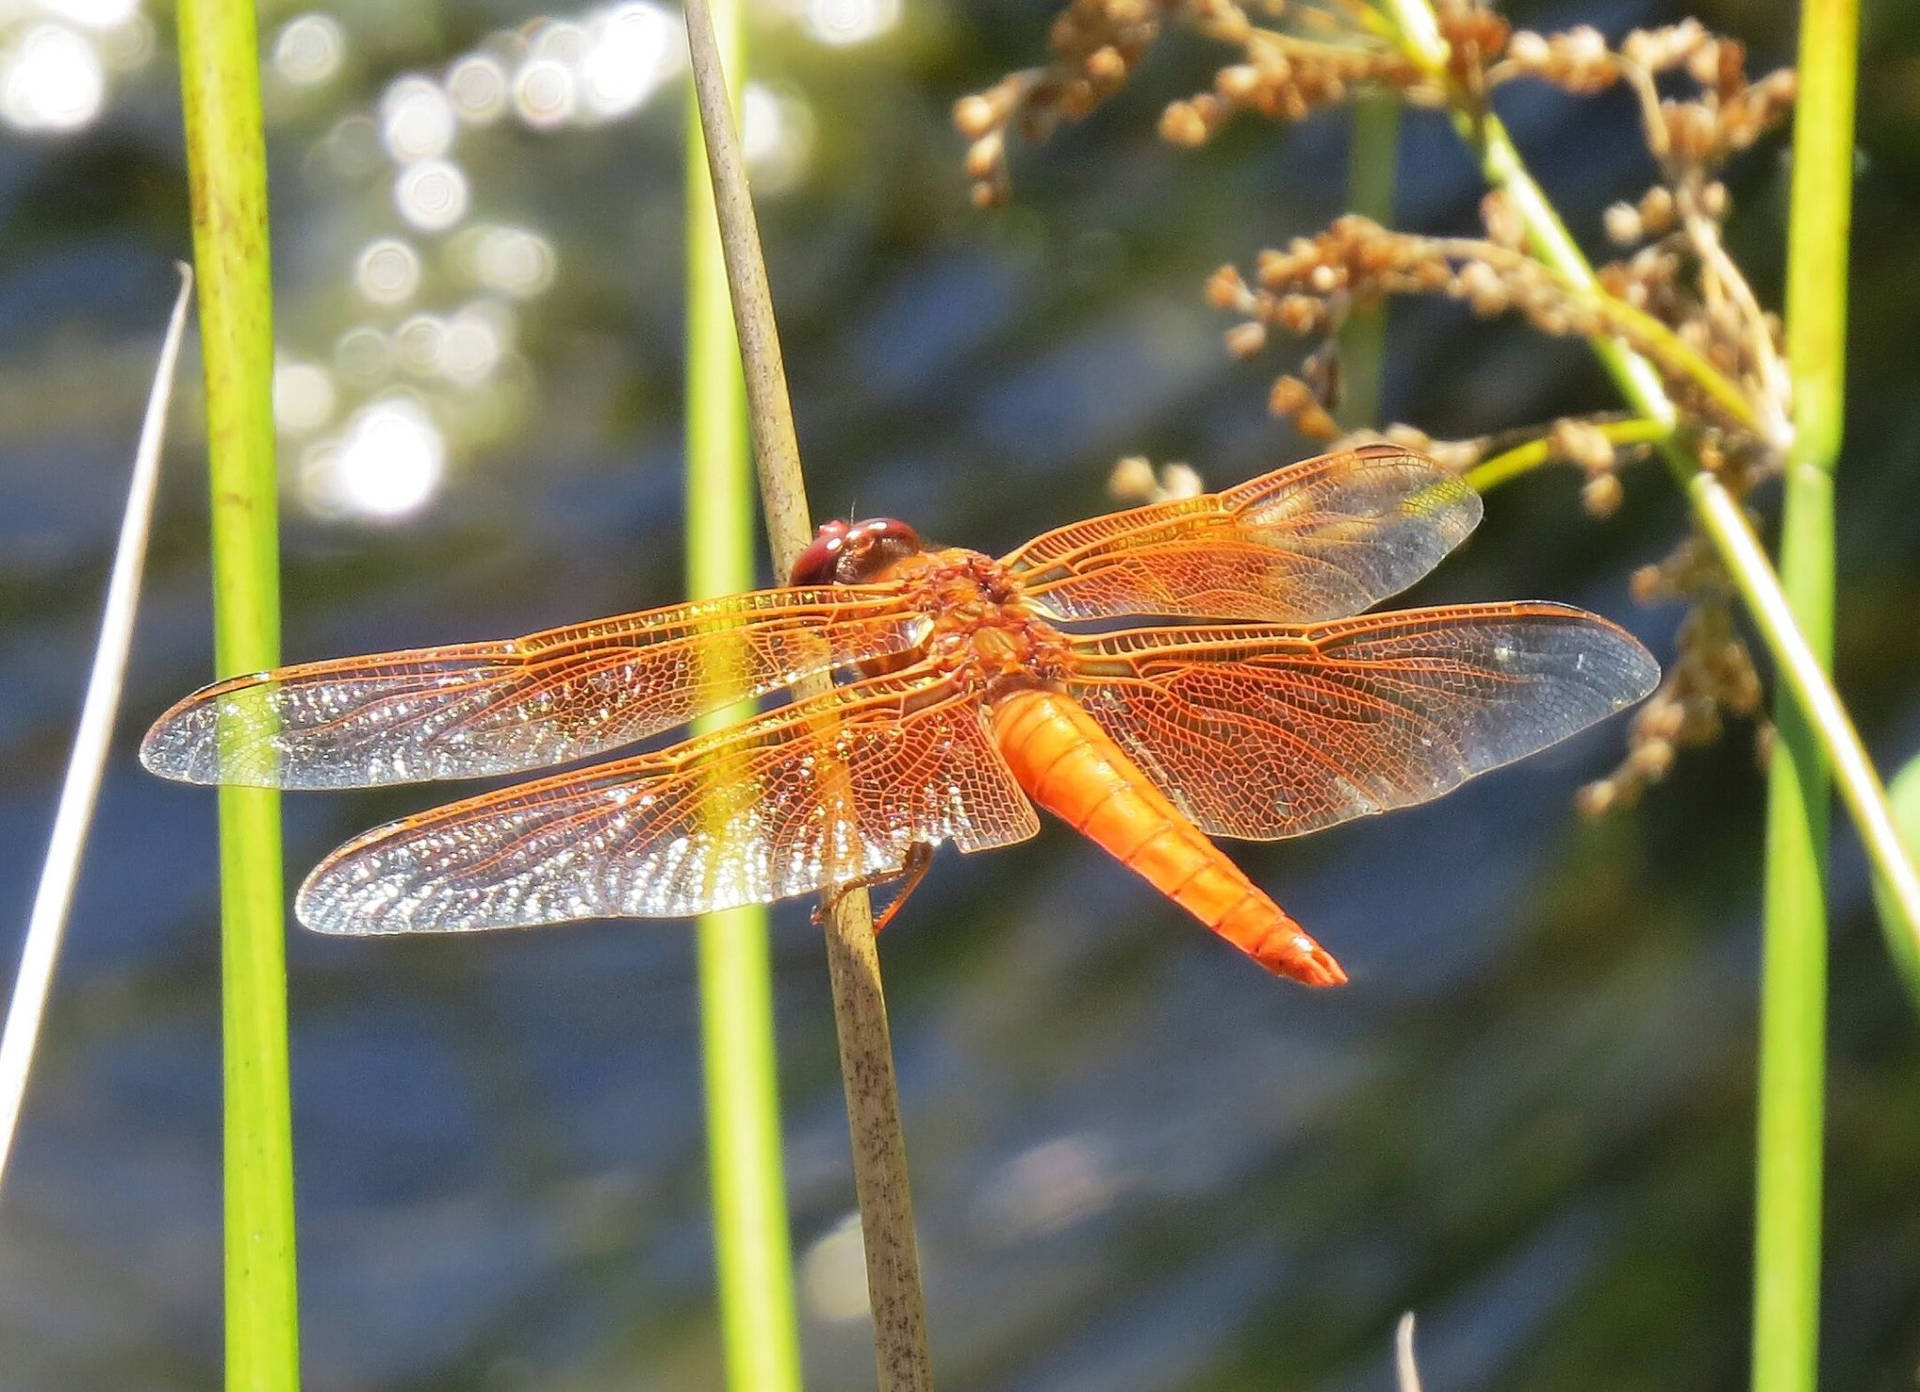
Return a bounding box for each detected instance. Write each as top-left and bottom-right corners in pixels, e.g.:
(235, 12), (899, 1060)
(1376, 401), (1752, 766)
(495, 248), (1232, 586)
(0, 0), (1917, 1387)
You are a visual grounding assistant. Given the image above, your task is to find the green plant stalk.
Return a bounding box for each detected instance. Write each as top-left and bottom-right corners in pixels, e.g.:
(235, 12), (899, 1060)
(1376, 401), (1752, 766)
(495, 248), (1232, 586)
(176, 1), (300, 1386)
(1464, 417), (1671, 494)
(685, 4), (804, 1387)
(1753, 0), (1857, 1386)
(1338, 92), (1399, 428)
(1376, 0), (1920, 949)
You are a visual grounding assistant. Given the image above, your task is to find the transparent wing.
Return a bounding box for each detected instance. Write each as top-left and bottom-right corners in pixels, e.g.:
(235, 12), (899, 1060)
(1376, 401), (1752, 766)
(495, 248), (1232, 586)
(1000, 444), (1481, 622)
(1068, 604), (1658, 839)
(141, 586), (926, 789)
(295, 670), (1040, 935)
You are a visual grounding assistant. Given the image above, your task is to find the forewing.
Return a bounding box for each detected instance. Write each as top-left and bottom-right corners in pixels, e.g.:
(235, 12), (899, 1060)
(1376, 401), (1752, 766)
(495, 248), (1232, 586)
(1069, 604), (1657, 839)
(295, 671), (1040, 934)
(1001, 445), (1481, 622)
(141, 586), (925, 789)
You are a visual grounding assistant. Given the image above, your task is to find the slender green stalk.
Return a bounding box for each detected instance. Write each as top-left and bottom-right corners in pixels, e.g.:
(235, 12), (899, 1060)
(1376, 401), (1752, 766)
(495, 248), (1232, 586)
(685, 5), (803, 1387)
(1464, 417), (1671, 494)
(1876, 756), (1920, 1001)
(1752, 0), (1857, 1386)
(176, 2), (300, 1386)
(682, 3), (932, 1387)
(1376, 0), (1920, 949)
(1338, 92), (1399, 428)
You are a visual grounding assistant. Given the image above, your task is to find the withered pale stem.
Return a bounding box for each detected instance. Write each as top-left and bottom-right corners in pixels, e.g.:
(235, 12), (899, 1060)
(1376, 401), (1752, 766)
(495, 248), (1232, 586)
(681, 3), (934, 1387)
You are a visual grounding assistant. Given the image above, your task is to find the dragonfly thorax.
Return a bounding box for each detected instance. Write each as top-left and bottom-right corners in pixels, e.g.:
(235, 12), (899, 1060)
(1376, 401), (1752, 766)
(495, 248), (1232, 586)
(881, 547), (1072, 696)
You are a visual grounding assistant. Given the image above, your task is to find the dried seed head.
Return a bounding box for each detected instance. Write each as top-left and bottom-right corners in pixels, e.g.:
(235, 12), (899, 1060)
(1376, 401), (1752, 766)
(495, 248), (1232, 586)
(953, 94), (997, 141)
(1225, 320), (1269, 360)
(1582, 473), (1624, 518)
(1159, 462), (1204, 498)
(1159, 98), (1213, 148)
(1108, 455), (1157, 502)
(1482, 190), (1525, 249)
(1604, 201), (1643, 246)
(1205, 264), (1253, 312)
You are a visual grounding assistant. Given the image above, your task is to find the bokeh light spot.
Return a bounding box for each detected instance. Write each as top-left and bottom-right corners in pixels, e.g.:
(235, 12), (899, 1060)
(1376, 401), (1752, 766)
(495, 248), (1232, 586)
(394, 314), (448, 377)
(36, 0), (139, 29)
(393, 158), (469, 231)
(303, 396), (445, 521)
(512, 56), (576, 128)
(799, 1212), (870, 1323)
(380, 73), (456, 160)
(444, 53), (509, 125)
(272, 13), (345, 88)
(530, 20), (590, 66)
(742, 84), (814, 194)
(465, 224), (558, 299)
(441, 303), (509, 386)
(581, 2), (680, 120)
(3, 25), (105, 133)
(803, 0), (900, 47)
(353, 237), (422, 305)
(273, 356), (337, 436)
(333, 326), (393, 388)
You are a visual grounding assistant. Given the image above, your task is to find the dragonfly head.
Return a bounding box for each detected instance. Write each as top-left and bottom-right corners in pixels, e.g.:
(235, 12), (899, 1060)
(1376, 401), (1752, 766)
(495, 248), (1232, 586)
(789, 517), (925, 586)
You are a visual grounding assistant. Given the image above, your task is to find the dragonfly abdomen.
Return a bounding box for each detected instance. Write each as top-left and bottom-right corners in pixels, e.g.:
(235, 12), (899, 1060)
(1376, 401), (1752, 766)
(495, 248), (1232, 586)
(988, 688), (1346, 987)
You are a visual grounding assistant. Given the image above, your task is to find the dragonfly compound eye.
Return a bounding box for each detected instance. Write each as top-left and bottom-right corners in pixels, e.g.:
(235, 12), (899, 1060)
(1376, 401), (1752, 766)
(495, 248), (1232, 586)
(788, 520), (853, 587)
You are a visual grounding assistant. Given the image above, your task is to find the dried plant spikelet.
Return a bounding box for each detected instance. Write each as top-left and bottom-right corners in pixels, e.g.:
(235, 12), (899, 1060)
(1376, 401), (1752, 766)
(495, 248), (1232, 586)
(964, 130), (1004, 182)
(1269, 373), (1314, 417)
(1422, 436), (1485, 474)
(1216, 63), (1263, 103)
(1159, 462), (1204, 498)
(1225, 320), (1269, 359)
(1159, 97), (1215, 147)
(1269, 374), (1339, 437)
(1638, 185), (1676, 235)
(1382, 422), (1436, 453)
(1550, 417), (1618, 474)
(1684, 37), (1724, 91)
(1508, 29), (1550, 67)
(1205, 264), (1254, 312)
(1622, 19), (1709, 73)
(1582, 473), (1624, 518)
(1108, 455), (1157, 503)
(1628, 737), (1676, 781)
(1604, 201), (1643, 246)
(1630, 562), (1667, 606)
(1086, 43), (1128, 86)
(1576, 778), (1620, 817)
(1454, 260), (1510, 315)
(1482, 190), (1526, 249)
(953, 93), (998, 141)
(1640, 696), (1687, 743)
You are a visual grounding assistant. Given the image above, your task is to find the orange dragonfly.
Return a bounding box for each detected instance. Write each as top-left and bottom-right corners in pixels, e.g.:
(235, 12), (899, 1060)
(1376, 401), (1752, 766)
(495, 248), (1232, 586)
(142, 445), (1656, 986)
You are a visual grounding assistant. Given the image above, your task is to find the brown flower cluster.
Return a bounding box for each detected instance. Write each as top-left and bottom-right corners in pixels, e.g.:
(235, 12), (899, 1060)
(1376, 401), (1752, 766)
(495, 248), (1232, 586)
(956, 1), (1418, 207)
(962, 1), (1798, 811)
(1582, 538), (1765, 814)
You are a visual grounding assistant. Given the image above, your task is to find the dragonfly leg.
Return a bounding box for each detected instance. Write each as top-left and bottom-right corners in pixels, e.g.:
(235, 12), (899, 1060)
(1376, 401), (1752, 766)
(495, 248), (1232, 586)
(817, 842), (934, 934)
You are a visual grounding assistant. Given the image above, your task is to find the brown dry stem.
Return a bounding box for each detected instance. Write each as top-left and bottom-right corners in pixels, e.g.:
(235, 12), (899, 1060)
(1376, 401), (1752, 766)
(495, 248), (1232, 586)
(685, 4), (933, 1388)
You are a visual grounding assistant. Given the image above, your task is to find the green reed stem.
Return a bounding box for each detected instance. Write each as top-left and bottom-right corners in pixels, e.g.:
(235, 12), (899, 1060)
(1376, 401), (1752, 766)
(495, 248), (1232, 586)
(685, 4), (804, 1387)
(1338, 92), (1400, 429)
(176, 2), (300, 1386)
(1377, 0), (1920, 952)
(1752, 1), (1857, 1386)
